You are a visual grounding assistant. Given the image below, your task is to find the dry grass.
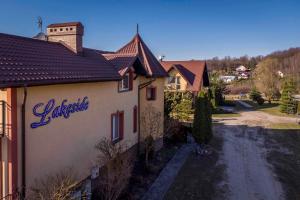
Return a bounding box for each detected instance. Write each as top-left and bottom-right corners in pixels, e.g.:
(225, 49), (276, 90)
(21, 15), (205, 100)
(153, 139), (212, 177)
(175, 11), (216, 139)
(263, 128), (300, 200)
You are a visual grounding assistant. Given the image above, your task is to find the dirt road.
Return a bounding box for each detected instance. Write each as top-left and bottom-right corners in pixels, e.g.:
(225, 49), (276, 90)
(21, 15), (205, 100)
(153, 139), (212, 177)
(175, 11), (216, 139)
(215, 110), (289, 200)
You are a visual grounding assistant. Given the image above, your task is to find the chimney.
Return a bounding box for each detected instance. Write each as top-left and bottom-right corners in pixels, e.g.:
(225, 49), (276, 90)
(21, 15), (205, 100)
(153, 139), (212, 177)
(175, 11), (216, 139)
(47, 22), (84, 54)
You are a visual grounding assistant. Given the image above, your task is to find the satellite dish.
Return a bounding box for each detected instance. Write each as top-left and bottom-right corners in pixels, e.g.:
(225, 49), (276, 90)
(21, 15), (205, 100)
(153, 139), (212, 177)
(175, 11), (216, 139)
(159, 55), (165, 61)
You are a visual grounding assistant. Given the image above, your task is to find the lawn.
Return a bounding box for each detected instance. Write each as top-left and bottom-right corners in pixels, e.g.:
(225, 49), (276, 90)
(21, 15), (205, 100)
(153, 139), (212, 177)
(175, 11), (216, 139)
(212, 113), (241, 118)
(242, 100), (297, 118)
(164, 135), (225, 200)
(269, 123), (300, 130)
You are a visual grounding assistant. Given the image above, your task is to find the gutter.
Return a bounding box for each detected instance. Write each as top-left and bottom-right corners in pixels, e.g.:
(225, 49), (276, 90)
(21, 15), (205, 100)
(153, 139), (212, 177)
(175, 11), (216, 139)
(21, 86), (27, 199)
(137, 78), (155, 155)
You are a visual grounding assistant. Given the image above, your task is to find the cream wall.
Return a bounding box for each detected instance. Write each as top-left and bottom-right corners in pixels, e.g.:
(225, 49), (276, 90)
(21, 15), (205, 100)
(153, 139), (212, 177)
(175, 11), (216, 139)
(16, 80), (140, 188)
(139, 77), (165, 141)
(165, 69), (188, 91)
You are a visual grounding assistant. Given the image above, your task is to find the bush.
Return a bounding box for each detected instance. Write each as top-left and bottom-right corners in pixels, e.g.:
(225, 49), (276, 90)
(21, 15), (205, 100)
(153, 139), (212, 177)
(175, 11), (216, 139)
(174, 98), (193, 121)
(249, 88), (262, 102)
(94, 138), (133, 200)
(164, 118), (187, 144)
(256, 97), (265, 105)
(192, 91), (213, 144)
(27, 168), (78, 200)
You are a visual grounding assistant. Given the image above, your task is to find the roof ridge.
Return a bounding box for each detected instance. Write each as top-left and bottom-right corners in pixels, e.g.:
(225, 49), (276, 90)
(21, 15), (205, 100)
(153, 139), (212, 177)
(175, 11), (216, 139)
(0, 32), (63, 45)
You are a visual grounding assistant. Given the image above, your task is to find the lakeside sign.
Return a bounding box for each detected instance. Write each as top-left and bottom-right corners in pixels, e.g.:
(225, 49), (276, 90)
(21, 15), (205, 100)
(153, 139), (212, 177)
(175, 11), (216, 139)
(31, 97), (89, 129)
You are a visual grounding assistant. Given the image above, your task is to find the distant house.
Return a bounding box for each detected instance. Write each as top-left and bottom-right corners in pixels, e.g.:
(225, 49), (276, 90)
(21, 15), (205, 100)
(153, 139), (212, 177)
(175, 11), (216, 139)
(160, 60), (210, 95)
(236, 65), (248, 72)
(277, 70), (284, 78)
(236, 65), (250, 79)
(219, 75), (236, 83)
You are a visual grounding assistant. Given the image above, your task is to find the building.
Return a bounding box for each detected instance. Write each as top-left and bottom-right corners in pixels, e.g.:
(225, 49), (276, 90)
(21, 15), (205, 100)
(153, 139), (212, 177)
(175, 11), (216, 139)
(235, 65), (251, 79)
(219, 75), (236, 83)
(0, 22), (167, 198)
(160, 60), (210, 94)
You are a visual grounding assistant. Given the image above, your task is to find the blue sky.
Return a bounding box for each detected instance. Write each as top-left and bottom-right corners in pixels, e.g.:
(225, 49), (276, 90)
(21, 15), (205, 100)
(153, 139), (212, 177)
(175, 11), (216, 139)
(0, 0), (300, 60)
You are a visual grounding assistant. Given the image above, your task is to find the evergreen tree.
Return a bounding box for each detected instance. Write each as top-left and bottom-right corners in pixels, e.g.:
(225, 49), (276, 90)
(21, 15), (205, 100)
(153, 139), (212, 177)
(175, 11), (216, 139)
(280, 79), (297, 114)
(192, 91), (213, 144)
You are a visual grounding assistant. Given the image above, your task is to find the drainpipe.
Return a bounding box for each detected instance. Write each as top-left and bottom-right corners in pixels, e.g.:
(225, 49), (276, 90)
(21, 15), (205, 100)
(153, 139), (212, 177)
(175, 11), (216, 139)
(21, 86), (27, 199)
(137, 78), (155, 155)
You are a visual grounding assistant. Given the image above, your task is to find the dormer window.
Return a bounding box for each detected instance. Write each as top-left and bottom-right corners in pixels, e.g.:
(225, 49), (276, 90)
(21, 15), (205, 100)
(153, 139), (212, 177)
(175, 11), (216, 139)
(168, 76), (181, 90)
(118, 72), (133, 92)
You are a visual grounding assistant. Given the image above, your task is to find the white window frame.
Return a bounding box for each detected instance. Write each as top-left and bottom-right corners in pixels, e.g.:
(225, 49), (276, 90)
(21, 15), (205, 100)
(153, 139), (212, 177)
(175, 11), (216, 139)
(119, 73), (130, 91)
(112, 114), (120, 141)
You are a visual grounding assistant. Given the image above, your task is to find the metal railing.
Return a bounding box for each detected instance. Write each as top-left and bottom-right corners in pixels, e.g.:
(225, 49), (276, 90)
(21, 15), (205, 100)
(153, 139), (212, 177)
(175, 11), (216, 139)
(0, 100), (6, 137)
(0, 193), (20, 200)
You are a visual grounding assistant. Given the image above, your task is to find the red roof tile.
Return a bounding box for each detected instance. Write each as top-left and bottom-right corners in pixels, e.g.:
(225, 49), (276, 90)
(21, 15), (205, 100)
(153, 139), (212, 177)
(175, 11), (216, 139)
(160, 60), (209, 92)
(0, 33), (120, 88)
(115, 34), (168, 77)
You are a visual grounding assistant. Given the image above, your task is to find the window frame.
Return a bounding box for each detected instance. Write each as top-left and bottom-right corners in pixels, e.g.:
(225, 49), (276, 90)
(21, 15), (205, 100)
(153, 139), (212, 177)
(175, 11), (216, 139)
(146, 87), (157, 101)
(111, 111), (124, 143)
(118, 71), (133, 92)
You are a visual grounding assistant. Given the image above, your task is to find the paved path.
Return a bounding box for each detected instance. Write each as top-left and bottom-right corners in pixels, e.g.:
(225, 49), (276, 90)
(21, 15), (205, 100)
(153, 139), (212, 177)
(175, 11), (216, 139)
(142, 144), (194, 200)
(217, 110), (285, 200)
(236, 100), (253, 108)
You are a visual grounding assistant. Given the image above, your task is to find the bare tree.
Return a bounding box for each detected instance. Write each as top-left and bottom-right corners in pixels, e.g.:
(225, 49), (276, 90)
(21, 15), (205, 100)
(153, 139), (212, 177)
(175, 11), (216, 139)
(27, 168), (78, 200)
(94, 138), (132, 200)
(140, 104), (162, 169)
(254, 58), (281, 102)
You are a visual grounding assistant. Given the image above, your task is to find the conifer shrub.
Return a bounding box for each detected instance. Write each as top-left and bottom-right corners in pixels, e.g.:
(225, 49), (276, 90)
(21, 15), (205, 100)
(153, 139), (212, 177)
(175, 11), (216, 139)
(280, 79), (297, 114)
(192, 91), (213, 144)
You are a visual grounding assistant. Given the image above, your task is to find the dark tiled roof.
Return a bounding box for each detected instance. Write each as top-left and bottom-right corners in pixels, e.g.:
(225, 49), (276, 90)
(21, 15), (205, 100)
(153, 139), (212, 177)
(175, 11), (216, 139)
(115, 34), (168, 77)
(0, 33), (120, 88)
(103, 53), (137, 76)
(172, 64), (195, 86)
(160, 60), (209, 92)
(47, 22), (83, 28)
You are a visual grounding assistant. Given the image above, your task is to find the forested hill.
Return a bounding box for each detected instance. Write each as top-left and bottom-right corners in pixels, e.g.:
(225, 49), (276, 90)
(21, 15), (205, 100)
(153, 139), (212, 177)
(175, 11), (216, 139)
(206, 47), (300, 74)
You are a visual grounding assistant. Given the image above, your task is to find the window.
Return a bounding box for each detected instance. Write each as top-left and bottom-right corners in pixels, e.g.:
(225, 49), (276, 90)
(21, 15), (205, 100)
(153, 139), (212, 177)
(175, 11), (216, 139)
(133, 106), (137, 133)
(111, 111), (124, 142)
(146, 87), (156, 101)
(50, 29), (53, 32)
(66, 28), (69, 31)
(167, 76), (181, 90)
(118, 72), (133, 92)
(60, 28), (63, 31)
(70, 27), (73, 31)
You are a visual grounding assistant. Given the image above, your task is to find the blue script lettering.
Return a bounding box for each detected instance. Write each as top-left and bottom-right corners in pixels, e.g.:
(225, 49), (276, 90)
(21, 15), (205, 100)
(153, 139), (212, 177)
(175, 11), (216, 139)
(31, 97), (89, 129)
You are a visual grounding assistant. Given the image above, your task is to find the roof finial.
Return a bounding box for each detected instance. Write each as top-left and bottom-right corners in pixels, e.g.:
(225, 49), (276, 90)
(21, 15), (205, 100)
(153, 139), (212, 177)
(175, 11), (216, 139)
(136, 23), (139, 34)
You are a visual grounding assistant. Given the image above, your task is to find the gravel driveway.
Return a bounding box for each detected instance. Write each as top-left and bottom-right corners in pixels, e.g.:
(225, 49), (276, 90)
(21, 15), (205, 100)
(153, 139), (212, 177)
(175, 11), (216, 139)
(215, 110), (290, 200)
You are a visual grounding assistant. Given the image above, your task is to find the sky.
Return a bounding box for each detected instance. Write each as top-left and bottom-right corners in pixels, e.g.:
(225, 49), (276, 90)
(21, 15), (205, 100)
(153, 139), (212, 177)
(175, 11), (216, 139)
(0, 0), (300, 60)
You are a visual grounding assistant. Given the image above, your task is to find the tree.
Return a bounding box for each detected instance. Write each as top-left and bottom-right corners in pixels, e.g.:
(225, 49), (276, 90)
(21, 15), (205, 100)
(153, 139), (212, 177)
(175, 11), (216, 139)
(192, 91), (213, 144)
(173, 92), (194, 121)
(164, 91), (182, 118)
(280, 79), (297, 114)
(254, 58), (281, 102)
(94, 138), (132, 200)
(141, 104), (162, 169)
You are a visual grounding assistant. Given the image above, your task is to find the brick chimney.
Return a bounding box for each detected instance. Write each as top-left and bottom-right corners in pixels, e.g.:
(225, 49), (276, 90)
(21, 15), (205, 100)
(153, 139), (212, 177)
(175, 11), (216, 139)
(47, 22), (84, 54)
